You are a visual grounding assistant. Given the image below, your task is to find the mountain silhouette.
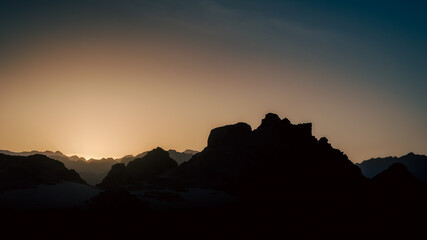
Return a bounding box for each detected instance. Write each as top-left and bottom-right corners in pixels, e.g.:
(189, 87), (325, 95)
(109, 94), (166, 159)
(0, 153), (86, 192)
(96, 113), (367, 199)
(91, 113), (377, 237)
(97, 147), (178, 188)
(174, 113), (365, 198)
(357, 152), (427, 181)
(91, 113), (427, 237)
(0, 149), (196, 185)
(2, 113), (427, 238)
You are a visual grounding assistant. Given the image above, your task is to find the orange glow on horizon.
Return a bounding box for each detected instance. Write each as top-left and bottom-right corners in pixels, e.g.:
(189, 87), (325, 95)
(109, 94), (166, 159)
(0, 29), (425, 163)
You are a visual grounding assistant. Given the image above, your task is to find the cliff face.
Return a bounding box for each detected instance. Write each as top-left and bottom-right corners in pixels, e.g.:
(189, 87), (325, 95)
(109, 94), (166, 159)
(0, 154), (86, 191)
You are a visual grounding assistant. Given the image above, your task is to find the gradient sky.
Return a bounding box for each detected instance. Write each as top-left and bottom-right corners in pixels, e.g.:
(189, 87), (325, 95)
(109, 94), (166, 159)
(0, 0), (426, 162)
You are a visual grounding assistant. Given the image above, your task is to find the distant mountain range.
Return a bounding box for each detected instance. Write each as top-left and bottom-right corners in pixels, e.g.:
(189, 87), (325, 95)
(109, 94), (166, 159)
(356, 153), (427, 182)
(0, 149), (197, 185)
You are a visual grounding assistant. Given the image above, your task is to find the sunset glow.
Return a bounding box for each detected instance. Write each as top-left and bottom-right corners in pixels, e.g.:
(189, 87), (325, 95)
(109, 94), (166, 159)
(0, 1), (426, 162)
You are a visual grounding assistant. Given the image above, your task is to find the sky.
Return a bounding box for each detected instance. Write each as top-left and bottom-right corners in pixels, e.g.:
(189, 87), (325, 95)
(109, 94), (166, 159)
(0, 0), (426, 162)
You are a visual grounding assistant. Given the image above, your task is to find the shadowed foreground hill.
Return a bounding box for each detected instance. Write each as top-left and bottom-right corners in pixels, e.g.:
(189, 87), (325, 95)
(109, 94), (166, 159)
(357, 153), (427, 181)
(0, 154), (86, 191)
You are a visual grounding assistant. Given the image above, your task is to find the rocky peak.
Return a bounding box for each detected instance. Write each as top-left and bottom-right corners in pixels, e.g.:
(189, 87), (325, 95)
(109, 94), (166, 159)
(144, 147), (170, 159)
(259, 113), (282, 129)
